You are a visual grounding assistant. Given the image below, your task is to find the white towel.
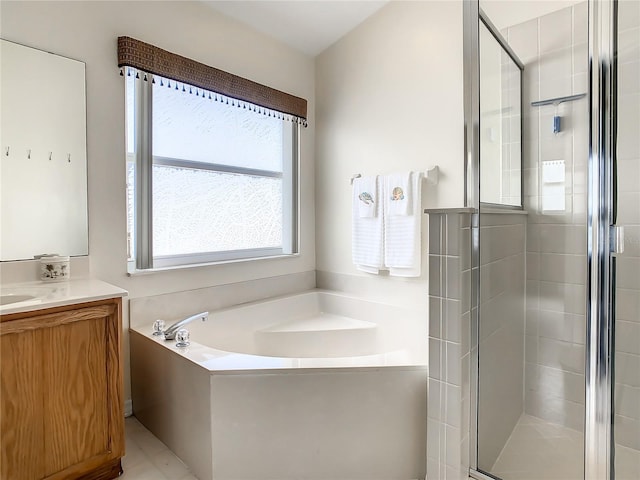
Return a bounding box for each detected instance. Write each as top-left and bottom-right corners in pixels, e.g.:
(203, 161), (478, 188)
(354, 176), (377, 218)
(386, 172), (412, 216)
(352, 176), (384, 273)
(383, 172), (423, 277)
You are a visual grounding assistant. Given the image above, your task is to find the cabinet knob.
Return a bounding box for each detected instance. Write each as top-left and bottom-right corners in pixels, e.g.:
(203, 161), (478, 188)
(175, 329), (190, 348)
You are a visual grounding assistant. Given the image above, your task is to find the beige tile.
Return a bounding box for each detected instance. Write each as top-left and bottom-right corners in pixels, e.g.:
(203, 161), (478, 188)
(537, 310), (585, 345)
(537, 336), (585, 374)
(538, 253), (586, 285)
(617, 159), (640, 195)
(617, 320), (640, 355)
(150, 448), (190, 479)
(616, 443), (640, 480)
(429, 296), (442, 339)
(616, 288), (640, 321)
(616, 383), (640, 420)
(619, 26), (640, 64)
(120, 459), (167, 480)
(538, 281), (586, 315)
(616, 414), (640, 451)
(539, 7), (572, 54)
(573, 1), (588, 45)
(616, 351), (640, 388)
(617, 99), (640, 160)
(617, 258), (640, 290)
(128, 427), (169, 458)
(489, 414), (585, 480)
(428, 379), (442, 421)
(121, 417), (195, 480)
(618, 59), (640, 95)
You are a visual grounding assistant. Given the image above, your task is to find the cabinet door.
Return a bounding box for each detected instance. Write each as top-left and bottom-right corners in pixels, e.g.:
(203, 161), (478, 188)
(1, 299), (123, 480)
(43, 317), (110, 477)
(0, 329), (45, 480)
(40, 302), (123, 480)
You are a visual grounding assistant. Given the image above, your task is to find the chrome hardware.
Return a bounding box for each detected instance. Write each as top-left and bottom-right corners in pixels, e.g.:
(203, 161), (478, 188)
(175, 329), (190, 348)
(163, 311), (208, 340)
(610, 225), (624, 254)
(152, 319), (165, 336)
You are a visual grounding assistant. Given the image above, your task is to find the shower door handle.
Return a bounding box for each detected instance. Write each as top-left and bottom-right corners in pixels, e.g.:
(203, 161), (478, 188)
(610, 225), (624, 254)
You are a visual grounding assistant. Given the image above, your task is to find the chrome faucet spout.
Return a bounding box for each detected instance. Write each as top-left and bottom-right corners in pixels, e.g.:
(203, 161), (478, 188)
(163, 311), (208, 340)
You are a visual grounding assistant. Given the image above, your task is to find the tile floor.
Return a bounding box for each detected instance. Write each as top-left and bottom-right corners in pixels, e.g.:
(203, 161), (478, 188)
(489, 414), (640, 480)
(490, 415), (584, 480)
(121, 416), (196, 480)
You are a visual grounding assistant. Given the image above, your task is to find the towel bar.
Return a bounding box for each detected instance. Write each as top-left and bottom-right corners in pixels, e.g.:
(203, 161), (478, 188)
(350, 166), (439, 185)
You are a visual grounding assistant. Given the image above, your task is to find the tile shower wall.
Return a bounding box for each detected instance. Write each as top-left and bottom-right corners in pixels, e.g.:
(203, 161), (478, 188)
(615, 0), (640, 454)
(477, 213), (526, 468)
(505, 2), (589, 432)
(427, 212), (471, 480)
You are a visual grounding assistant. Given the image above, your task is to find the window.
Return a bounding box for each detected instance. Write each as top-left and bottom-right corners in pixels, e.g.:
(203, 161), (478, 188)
(125, 72), (299, 271)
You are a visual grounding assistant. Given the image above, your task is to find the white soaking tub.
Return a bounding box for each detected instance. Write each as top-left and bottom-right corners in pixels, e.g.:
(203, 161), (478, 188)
(130, 290), (428, 480)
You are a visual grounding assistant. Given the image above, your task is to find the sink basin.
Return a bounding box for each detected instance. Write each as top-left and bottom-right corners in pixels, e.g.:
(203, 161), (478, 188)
(0, 294), (37, 305)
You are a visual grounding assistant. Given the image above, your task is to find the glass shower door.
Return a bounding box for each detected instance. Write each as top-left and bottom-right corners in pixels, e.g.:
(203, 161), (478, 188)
(475, 3), (590, 479)
(613, 0), (640, 478)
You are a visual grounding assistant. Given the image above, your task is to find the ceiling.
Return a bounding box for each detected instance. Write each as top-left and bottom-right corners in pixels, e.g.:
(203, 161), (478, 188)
(202, 1), (389, 57)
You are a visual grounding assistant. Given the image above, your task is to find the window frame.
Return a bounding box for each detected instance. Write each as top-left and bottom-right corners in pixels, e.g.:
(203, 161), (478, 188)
(126, 72), (299, 272)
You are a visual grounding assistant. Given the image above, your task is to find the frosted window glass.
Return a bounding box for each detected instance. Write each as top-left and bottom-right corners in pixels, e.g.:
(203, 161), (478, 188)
(126, 162), (135, 259)
(152, 165), (282, 256)
(152, 80), (284, 172)
(126, 75), (135, 155)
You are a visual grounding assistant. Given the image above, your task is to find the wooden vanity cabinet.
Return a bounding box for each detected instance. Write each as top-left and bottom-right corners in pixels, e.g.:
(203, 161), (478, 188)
(0, 297), (124, 480)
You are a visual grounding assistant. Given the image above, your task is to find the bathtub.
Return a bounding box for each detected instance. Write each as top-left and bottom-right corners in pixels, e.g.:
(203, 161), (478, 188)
(130, 290), (427, 480)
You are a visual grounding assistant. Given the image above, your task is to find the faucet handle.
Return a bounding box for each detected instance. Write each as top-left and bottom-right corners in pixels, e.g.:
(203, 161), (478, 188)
(152, 319), (166, 336)
(175, 328), (190, 348)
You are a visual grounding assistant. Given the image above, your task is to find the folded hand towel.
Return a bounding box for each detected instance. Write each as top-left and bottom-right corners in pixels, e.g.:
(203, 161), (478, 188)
(383, 172), (423, 277)
(352, 176), (384, 273)
(354, 176), (377, 218)
(386, 172), (412, 216)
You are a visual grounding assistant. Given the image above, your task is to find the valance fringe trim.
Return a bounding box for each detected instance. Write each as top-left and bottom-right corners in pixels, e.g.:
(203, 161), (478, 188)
(121, 68), (307, 126)
(117, 36), (307, 122)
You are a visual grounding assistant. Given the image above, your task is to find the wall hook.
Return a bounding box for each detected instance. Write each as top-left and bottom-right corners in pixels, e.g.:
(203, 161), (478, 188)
(5, 146), (9, 157)
(27, 149), (31, 159)
(49, 152), (52, 161)
(67, 153), (71, 163)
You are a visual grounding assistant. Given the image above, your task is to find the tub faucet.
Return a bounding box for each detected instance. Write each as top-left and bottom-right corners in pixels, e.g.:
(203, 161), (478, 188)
(162, 311), (209, 340)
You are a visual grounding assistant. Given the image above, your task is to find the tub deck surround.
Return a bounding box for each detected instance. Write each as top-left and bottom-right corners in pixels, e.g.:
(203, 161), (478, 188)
(131, 289), (428, 371)
(130, 289), (428, 480)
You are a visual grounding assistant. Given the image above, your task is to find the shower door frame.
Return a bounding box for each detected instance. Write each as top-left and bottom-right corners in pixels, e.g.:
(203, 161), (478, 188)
(464, 0), (619, 479)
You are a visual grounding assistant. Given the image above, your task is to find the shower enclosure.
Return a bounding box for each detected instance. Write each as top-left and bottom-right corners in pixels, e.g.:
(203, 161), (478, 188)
(467, 1), (640, 479)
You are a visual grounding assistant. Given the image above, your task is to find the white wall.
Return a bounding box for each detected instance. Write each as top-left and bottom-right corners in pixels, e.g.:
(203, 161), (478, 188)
(314, 0), (464, 299)
(0, 0), (316, 402)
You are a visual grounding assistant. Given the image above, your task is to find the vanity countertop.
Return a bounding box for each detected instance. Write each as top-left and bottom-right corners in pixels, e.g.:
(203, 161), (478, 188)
(0, 278), (128, 316)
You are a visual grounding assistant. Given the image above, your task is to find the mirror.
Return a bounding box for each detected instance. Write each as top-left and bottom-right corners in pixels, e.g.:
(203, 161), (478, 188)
(1, 39), (88, 261)
(479, 16), (523, 207)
